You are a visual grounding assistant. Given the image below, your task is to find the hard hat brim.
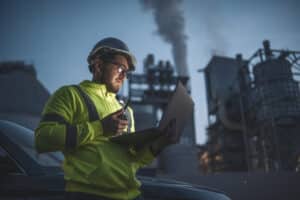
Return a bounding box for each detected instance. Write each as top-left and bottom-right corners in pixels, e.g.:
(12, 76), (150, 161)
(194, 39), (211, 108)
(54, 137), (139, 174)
(90, 46), (136, 71)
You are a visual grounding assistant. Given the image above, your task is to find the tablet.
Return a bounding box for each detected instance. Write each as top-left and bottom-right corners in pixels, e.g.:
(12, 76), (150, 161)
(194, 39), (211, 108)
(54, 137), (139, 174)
(109, 81), (194, 146)
(158, 81), (194, 143)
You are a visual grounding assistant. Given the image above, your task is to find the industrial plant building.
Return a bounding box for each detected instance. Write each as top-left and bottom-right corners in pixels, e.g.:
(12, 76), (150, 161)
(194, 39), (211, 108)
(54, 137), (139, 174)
(199, 40), (300, 173)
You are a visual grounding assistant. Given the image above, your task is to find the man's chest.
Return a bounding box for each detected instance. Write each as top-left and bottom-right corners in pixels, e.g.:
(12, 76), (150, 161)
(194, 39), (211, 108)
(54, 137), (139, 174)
(93, 95), (122, 119)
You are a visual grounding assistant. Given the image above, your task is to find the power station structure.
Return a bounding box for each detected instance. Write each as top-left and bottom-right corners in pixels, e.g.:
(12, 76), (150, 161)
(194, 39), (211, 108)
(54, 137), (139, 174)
(199, 40), (300, 173)
(127, 54), (190, 137)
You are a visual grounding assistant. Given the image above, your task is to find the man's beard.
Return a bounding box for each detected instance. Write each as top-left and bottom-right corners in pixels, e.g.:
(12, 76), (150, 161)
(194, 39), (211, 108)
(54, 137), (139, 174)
(107, 82), (121, 93)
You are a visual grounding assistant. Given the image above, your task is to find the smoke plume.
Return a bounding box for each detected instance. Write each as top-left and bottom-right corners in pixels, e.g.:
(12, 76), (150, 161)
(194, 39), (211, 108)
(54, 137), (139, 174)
(202, 1), (228, 56)
(140, 0), (189, 77)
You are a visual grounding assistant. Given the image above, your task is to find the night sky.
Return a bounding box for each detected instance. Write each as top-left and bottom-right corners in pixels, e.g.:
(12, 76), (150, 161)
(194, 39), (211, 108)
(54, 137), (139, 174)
(1, 0), (299, 144)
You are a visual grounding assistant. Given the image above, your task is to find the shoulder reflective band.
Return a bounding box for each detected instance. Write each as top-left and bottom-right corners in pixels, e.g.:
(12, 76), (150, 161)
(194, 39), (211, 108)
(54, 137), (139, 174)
(40, 113), (68, 124)
(40, 113), (77, 151)
(72, 85), (99, 122)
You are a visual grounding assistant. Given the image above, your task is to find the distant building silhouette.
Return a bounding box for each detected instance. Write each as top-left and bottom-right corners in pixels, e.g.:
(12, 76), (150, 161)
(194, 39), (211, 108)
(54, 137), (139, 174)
(0, 61), (50, 129)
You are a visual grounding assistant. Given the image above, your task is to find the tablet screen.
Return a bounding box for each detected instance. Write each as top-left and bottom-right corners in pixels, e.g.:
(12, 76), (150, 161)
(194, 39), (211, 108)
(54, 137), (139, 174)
(158, 81), (194, 142)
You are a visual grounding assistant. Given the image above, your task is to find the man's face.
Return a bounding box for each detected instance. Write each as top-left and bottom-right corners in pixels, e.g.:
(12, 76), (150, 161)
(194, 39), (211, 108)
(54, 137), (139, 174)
(98, 54), (129, 93)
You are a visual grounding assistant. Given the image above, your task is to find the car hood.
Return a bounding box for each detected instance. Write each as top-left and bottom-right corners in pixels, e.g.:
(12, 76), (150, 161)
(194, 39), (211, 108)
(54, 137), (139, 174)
(139, 176), (230, 200)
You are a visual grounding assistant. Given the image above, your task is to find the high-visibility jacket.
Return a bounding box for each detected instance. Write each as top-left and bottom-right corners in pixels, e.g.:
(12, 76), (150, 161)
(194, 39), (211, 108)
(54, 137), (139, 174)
(35, 80), (154, 200)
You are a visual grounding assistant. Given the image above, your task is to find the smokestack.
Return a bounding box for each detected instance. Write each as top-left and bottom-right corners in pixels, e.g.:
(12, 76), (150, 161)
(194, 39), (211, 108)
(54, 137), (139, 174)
(140, 0), (189, 77)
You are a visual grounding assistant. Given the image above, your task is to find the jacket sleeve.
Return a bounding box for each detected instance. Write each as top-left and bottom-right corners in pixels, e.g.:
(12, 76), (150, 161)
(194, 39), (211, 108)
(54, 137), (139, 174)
(127, 107), (155, 167)
(129, 146), (155, 167)
(35, 86), (103, 153)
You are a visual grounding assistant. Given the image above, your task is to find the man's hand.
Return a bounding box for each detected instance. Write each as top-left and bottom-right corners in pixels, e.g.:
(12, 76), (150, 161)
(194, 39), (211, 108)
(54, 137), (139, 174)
(150, 119), (177, 156)
(101, 109), (128, 136)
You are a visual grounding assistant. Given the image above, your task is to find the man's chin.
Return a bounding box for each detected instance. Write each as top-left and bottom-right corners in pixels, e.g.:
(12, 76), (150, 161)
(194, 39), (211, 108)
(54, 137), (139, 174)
(113, 88), (120, 93)
(107, 82), (122, 93)
(108, 86), (121, 94)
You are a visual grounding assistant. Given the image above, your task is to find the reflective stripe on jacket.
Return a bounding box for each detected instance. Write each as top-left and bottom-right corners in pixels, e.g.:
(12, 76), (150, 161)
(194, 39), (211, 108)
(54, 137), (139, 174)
(34, 80), (154, 200)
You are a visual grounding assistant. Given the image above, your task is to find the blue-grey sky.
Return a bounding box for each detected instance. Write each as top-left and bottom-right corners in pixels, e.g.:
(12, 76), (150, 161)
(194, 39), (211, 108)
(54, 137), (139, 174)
(1, 0), (299, 144)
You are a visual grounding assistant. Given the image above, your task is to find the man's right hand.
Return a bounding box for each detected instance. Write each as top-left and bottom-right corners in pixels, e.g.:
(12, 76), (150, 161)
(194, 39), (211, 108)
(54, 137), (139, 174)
(101, 109), (128, 136)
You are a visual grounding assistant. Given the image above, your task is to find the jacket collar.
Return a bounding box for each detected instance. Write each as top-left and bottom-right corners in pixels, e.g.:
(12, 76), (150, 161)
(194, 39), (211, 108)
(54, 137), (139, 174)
(80, 80), (116, 98)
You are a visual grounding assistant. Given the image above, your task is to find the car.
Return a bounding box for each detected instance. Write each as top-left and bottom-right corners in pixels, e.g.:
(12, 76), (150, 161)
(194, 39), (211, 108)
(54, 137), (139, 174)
(0, 119), (231, 200)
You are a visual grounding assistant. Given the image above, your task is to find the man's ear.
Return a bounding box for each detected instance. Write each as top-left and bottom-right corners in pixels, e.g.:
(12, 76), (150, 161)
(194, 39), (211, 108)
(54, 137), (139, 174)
(92, 58), (103, 74)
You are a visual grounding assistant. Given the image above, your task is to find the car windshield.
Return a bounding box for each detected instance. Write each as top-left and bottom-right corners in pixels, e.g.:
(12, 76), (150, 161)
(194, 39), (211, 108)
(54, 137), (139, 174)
(0, 120), (64, 167)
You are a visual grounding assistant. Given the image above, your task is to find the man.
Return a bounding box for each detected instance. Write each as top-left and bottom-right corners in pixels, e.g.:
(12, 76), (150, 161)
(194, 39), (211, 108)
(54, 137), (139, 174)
(35, 37), (176, 200)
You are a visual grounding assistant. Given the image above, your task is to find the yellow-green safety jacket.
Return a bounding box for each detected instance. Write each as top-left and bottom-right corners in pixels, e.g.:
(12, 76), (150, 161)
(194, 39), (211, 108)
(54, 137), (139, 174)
(35, 80), (154, 200)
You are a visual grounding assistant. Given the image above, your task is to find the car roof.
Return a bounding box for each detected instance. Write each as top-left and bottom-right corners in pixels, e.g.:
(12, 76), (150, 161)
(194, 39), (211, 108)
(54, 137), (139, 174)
(0, 120), (63, 176)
